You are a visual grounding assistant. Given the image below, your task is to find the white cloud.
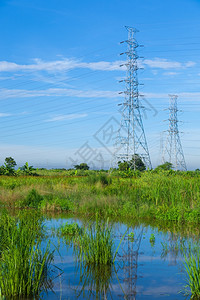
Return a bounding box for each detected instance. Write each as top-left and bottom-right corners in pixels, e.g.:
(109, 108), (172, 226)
(1, 87), (200, 103)
(78, 61), (123, 71)
(0, 58), (124, 73)
(0, 112), (12, 117)
(143, 92), (200, 101)
(185, 61), (196, 67)
(143, 58), (196, 69)
(0, 57), (195, 74)
(45, 113), (88, 122)
(0, 87), (120, 100)
(163, 72), (179, 76)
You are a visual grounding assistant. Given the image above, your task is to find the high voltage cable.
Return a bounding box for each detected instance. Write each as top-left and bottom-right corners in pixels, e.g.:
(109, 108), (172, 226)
(0, 73), (119, 117)
(0, 87), (119, 129)
(0, 100), (117, 132)
(0, 111), (118, 139)
(0, 53), (120, 102)
(0, 44), (118, 84)
(143, 48), (200, 53)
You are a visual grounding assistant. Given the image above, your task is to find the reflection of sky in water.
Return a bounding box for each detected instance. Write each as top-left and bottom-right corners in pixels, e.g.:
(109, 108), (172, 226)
(42, 217), (192, 299)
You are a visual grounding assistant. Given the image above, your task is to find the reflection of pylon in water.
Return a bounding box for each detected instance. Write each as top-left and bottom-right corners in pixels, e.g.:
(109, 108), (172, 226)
(116, 227), (143, 299)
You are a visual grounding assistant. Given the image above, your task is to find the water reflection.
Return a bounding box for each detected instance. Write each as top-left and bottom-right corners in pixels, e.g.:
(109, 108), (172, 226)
(44, 215), (199, 299)
(73, 226), (144, 299)
(114, 227), (144, 300)
(75, 263), (113, 299)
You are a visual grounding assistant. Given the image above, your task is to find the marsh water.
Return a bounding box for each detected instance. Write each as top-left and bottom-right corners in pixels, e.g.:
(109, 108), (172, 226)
(42, 215), (198, 299)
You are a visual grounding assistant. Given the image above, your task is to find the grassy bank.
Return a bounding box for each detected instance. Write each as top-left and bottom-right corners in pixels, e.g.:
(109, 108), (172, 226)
(0, 170), (199, 224)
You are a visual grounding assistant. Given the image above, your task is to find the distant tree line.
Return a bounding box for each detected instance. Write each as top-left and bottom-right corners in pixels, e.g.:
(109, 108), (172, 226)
(0, 156), (200, 176)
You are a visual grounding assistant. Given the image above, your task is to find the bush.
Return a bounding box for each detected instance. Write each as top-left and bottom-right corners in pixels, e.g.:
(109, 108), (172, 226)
(18, 189), (44, 208)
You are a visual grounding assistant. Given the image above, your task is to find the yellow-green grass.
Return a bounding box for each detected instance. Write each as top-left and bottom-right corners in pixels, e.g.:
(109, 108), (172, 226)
(0, 171), (199, 223)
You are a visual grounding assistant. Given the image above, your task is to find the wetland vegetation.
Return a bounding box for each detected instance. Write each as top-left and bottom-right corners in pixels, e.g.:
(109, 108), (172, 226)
(0, 168), (199, 224)
(0, 210), (59, 299)
(0, 165), (199, 298)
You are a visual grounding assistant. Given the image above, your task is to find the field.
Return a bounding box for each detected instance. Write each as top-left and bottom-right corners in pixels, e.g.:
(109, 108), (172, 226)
(0, 169), (199, 224)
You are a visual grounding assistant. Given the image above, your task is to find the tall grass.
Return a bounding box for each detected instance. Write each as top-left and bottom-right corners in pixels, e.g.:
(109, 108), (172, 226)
(0, 211), (56, 298)
(183, 245), (200, 298)
(74, 216), (114, 266)
(0, 170), (200, 223)
(63, 215), (114, 299)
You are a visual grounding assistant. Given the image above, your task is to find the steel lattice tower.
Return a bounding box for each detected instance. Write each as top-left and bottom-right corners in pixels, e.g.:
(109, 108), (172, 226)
(162, 94), (187, 171)
(115, 26), (152, 170)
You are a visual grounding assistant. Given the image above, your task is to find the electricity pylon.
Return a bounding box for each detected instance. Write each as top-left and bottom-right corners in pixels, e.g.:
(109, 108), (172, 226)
(162, 94), (187, 171)
(115, 26), (152, 170)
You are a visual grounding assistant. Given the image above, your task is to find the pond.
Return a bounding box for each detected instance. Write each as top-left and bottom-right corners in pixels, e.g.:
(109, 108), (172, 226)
(42, 215), (199, 299)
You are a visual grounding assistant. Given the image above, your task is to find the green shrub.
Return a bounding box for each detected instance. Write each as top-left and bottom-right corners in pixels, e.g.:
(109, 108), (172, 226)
(59, 222), (83, 245)
(17, 189), (44, 208)
(99, 174), (112, 186)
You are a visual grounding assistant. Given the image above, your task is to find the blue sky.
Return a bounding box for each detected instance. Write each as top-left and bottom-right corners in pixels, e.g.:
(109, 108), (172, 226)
(0, 0), (200, 169)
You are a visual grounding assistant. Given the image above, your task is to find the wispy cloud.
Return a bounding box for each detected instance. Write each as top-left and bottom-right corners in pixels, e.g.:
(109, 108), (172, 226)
(0, 57), (195, 73)
(0, 87), (120, 99)
(163, 71), (179, 76)
(1, 87), (200, 102)
(45, 113), (88, 122)
(0, 112), (12, 117)
(0, 58), (124, 73)
(144, 92), (200, 101)
(143, 58), (195, 69)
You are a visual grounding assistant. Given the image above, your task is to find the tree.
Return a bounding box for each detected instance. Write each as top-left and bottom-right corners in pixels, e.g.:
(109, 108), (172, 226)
(155, 162), (173, 171)
(4, 157), (17, 175)
(129, 154), (146, 171)
(74, 163), (89, 170)
(118, 161), (129, 171)
(118, 154), (146, 172)
(20, 162), (36, 175)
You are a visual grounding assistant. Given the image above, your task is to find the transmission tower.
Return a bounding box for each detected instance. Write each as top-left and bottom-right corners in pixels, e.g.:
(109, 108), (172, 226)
(162, 94), (187, 171)
(115, 26), (152, 170)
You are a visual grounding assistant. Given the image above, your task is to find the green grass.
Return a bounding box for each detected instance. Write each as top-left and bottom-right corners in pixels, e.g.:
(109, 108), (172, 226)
(0, 211), (57, 298)
(59, 215), (114, 298)
(0, 170), (199, 224)
(183, 245), (200, 299)
(76, 220), (113, 266)
(59, 221), (83, 245)
(61, 215), (114, 266)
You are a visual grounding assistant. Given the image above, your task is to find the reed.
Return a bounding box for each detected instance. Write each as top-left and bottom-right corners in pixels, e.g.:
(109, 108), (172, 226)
(74, 215), (114, 266)
(0, 211), (56, 298)
(183, 245), (200, 298)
